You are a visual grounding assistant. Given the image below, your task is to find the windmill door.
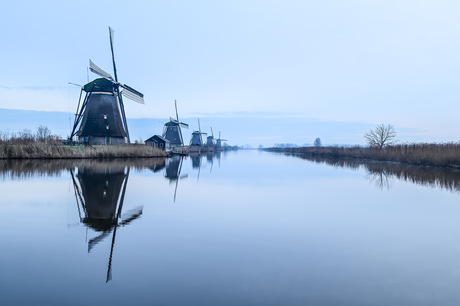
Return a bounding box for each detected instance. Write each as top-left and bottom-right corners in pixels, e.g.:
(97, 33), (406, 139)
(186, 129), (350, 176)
(106, 137), (110, 145)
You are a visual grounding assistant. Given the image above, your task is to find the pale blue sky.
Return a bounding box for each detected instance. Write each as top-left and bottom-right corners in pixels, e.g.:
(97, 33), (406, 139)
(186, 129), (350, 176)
(1, 0), (460, 145)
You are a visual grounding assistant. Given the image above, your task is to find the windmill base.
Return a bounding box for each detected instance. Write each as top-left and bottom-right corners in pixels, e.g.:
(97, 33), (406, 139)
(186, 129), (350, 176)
(80, 136), (127, 145)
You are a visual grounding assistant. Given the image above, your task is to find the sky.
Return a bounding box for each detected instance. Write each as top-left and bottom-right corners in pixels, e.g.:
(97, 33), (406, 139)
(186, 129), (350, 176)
(1, 0), (460, 146)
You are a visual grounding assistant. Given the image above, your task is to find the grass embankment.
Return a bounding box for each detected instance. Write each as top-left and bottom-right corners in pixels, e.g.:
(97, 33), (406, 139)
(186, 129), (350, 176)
(267, 143), (460, 168)
(0, 143), (168, 159)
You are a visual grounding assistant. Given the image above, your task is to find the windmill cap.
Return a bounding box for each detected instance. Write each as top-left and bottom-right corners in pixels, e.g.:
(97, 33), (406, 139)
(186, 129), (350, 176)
(83, 78), (115, 93)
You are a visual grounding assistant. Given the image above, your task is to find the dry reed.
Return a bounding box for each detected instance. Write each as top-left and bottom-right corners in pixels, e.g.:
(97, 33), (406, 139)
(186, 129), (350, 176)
(0, 143), (168, 159)
(268, 143), (460, 168)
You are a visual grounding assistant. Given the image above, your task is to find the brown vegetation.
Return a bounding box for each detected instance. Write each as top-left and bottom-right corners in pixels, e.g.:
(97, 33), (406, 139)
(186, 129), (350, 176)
(0, 143), (167, 159)
(267, 143), (460, 169)
(0, 126), (167, 159)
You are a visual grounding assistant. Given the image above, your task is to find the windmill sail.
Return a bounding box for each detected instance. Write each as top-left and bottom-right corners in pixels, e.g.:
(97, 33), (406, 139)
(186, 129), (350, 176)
(109, 26), (118, 82)
(121, 85), (144, 104)
(89, 60), (113, 80)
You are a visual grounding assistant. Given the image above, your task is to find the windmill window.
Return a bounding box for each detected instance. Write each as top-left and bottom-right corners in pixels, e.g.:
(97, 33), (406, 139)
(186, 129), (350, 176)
(106, 125), (110, 130)
(103, 114), (108, 120)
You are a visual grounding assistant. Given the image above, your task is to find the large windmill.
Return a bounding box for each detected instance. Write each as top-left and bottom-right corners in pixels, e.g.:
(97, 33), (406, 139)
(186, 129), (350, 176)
(215, 131), (227, 150)
(162, 100), (188, 147)
(69, 27), (144, 145)
(189, 119), (207, 147)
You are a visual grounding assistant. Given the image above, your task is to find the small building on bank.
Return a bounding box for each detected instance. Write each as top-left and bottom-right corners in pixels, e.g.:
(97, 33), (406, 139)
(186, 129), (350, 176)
(145, 135), (171, 151)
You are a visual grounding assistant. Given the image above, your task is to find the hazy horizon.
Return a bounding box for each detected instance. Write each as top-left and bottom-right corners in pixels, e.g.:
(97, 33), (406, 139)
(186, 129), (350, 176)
(0, 107), (450, 147)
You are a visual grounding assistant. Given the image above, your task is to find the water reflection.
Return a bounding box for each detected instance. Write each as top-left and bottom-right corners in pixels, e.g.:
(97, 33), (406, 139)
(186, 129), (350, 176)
(190, 153), (202, 169)
(0, 158), (166, 282)
(70, 163), (138, 282)
(0, 158), (168, 179)
(292, 154), (460, 192)
(0, 159), (73, 180)
(165, 156), (188, 201)
(206, 151), (221, 172)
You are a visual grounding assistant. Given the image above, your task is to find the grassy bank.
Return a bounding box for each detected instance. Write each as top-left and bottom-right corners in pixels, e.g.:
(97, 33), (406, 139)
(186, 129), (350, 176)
(267, 143), (460, 168)
(0, 143), (168, 159)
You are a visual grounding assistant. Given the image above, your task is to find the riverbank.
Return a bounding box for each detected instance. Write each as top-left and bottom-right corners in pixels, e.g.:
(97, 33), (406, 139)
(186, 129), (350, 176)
(266, 143), (460, 169)
(0, 143), (168, 159)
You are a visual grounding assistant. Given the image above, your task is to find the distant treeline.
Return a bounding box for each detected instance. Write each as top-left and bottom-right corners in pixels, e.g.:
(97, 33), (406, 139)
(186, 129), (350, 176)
(266, 143), (460, 169)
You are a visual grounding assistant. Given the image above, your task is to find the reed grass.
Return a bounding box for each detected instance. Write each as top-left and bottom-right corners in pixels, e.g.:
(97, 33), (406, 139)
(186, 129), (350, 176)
(267, 143), (460, 168)
(0, 143), (168, 159)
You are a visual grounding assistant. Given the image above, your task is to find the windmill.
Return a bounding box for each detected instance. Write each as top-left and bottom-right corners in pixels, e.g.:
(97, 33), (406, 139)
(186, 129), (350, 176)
(162, 100), (189, 147)
(215, 131), (228, 151)
(69, 27), (144, 145)
(206, 127), (216, 151)
(189, 118), (207, 150)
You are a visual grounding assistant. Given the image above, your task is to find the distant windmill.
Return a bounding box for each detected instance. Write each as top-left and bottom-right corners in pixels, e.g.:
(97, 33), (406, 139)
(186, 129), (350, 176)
(206, 127), (216, 151)
(189, 119), (207, 146)
(215, 131), (227, 150)
(162, 100), (189, 147)
(69, 27), (144, 145)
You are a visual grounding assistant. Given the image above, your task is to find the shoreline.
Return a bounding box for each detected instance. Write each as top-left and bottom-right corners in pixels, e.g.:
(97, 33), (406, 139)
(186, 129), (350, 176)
(266, 143), (460, 169)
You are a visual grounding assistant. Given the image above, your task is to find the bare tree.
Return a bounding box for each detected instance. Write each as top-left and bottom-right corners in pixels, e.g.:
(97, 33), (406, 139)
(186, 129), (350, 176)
(364, 124), (396, 148)
(314, 137), (322, 147)
(36, 125), (51, 142)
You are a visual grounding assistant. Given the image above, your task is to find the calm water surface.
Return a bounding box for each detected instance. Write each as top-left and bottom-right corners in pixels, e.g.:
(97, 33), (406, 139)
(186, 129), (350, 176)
(2, 150), (460, 305)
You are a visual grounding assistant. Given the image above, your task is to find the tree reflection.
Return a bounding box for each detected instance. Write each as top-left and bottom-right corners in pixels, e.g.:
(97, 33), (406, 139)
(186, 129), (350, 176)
(365, 168), (392, 190)
(291, 154), (460, 192)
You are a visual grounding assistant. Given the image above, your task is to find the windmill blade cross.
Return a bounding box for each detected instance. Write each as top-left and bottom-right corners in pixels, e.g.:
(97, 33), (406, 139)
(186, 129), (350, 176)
(89, 59), (113, 80)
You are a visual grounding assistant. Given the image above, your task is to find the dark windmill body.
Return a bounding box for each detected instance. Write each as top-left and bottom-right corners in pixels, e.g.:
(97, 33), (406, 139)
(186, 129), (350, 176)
(206, 127), (216, 152)
(215, 131), (227, 151)
(162, 100), (188, 147)
(189, 119), (207, 153)
(70, 27), (144, 145)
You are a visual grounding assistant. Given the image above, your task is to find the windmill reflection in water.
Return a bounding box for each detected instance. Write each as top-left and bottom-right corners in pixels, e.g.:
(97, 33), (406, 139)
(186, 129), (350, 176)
(164, 156), (188, 202)
(70, 164), (142, 282)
